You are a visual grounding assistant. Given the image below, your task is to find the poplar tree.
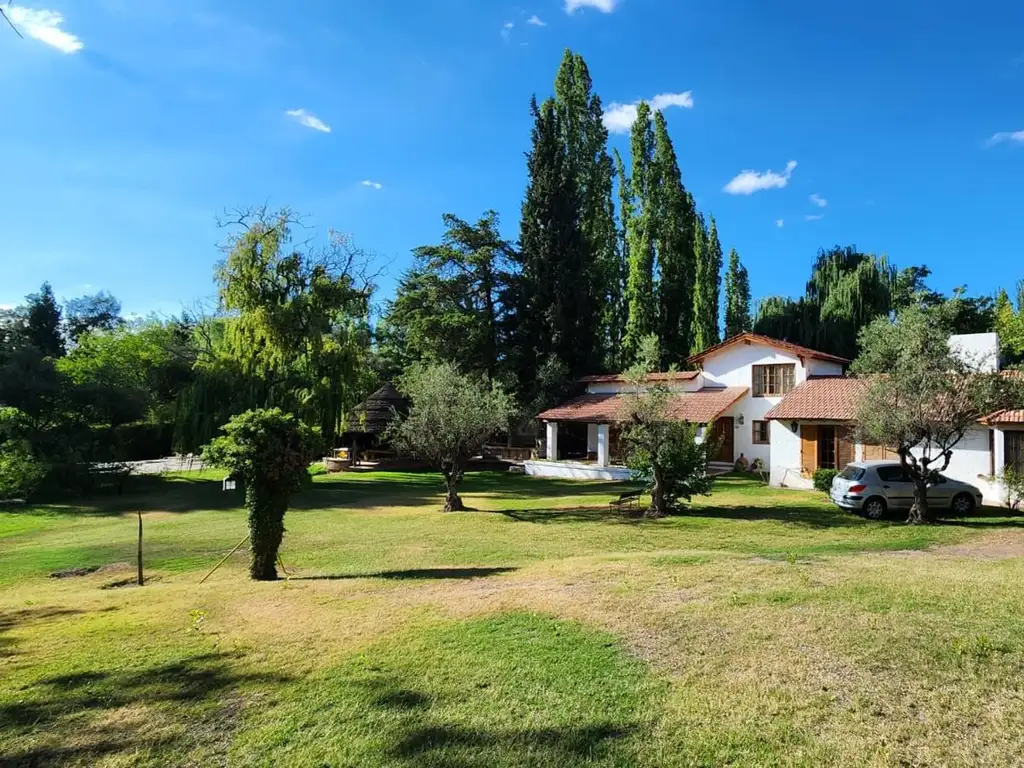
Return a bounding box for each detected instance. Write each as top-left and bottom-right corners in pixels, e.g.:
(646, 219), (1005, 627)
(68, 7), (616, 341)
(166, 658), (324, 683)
(553, 50), (618, 369)
(651, 111), (696, 367)
(690, 215), (722, 353)
(723, 248), (752, 338)
(622, 101), (657, 363)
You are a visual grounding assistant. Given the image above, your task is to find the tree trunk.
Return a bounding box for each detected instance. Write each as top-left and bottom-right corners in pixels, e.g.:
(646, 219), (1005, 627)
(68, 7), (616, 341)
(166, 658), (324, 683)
(646, 465), (665, 519)
(443, 470), (465, 512)
(907, 479), (932, 525)
(247, 487), (287, 580)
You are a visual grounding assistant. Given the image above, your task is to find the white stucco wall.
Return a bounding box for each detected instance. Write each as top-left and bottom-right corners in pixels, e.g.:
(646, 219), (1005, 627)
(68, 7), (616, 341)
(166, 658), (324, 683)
(949, 333), (1000, 373)
(769, 419), (813, 489)
(524, 460), (633, 482)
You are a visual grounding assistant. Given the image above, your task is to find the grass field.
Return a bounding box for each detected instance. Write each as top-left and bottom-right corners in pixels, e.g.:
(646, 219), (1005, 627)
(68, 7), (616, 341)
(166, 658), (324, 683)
(3, 470), (1024, 766)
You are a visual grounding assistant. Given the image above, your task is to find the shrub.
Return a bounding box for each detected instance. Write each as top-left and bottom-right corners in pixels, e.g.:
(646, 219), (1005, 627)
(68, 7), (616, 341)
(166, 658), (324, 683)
(1002, 467), (1024, 512)
(0, 443), (47, 500)
(813, 468), (839, 493)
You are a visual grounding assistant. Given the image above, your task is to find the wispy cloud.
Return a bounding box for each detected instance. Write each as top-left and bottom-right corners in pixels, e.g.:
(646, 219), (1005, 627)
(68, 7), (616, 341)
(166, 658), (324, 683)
(775, 219), (785, 228)
(527, 15), (546, 26)
(565, 0), (618, 13)
(723, 160), (797, 196)
(285, 109), (331, 133)
(985, 130), (1024, 147)
(6, 5), (83, 53)
(809, 193), (828, 208)
(805, 214), (825, 221)
(501, 20), (514, 39)
(360, 180), (383, 190)
(604, 91), (694, 134)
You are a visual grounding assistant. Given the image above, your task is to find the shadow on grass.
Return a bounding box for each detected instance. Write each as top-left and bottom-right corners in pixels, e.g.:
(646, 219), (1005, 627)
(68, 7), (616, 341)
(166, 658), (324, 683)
(492, 507), (648, 525)
(0, 650), (292, 766)
(293, 567), (518, 582)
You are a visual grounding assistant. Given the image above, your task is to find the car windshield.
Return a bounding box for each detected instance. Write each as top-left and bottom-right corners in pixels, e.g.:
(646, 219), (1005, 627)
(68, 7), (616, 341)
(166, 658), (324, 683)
(838, 466), (865, 481)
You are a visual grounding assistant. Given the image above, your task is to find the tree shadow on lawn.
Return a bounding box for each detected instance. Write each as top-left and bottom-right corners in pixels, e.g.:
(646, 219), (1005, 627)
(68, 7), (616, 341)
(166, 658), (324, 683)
(0, 650), (292, 766)
(293, 567), (518, 582)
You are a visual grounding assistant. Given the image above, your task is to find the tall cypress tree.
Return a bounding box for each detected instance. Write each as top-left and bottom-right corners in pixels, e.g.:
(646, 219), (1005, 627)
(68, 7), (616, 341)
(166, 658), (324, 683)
(723, 248), (752, 338)
(651, 111), (696, 367)
(622, 101), (657, 364)
(23, 282), (65, 358)
(553, 50), (618, 369)
(690, 214), (722, 354)
(515, 98), (590, 393)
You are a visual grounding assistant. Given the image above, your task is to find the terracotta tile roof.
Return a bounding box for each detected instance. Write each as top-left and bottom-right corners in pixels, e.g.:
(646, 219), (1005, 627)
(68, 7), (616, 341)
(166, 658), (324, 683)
(763, 377), (868, 421)
(983, 409), (1024, 425)
(578, 371), (699, 384)
(687, 332), (851, 366)
(537, 387), (748, 424)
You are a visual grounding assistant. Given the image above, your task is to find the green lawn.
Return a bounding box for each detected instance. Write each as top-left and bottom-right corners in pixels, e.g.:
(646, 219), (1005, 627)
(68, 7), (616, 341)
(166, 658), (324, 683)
(2, 471), (1024, 766)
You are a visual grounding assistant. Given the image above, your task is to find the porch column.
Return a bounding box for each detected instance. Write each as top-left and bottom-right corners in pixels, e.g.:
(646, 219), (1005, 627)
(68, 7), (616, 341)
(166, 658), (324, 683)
(545, 421), (559, 461)
(597, 424), (610, 467)
(587, 424), (599, 456)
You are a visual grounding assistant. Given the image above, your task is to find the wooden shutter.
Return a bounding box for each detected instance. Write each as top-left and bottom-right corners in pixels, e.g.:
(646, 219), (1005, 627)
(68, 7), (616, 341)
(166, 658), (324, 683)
(801, 424), (818, 475)
(836, 426), (854, 469)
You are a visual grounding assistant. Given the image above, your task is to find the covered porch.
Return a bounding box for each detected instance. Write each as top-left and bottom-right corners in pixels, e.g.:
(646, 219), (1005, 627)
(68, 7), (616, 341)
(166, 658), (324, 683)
(526, 387), (748, 481)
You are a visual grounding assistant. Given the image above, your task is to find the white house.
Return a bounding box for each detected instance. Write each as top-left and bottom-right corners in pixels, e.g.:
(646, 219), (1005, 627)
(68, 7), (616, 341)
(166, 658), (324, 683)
(525, 332), (847, 481)
(526, 331), (1023, 505)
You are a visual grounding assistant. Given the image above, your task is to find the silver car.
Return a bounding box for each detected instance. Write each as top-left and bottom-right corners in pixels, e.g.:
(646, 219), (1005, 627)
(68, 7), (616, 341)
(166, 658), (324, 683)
(830, 460), (984, 520)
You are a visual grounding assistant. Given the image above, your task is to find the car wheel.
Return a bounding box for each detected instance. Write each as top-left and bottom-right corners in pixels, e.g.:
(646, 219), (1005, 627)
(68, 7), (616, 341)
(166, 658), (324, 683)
(951, 492), (976, 517)
(863, 497), (887, 520)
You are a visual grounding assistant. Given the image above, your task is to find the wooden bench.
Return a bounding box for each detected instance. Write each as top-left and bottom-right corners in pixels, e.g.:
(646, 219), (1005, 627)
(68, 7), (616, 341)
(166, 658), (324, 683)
(609, 490), (643, 512)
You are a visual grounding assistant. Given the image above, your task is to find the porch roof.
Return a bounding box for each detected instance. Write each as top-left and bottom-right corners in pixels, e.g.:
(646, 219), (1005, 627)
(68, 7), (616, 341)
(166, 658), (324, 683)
(763, 376), (868, 421)
(983, 409), (1024, 425)
(537, 387), (748, 424)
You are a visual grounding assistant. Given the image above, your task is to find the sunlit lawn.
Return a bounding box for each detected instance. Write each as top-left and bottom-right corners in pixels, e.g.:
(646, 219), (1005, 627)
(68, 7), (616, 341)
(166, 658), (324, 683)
(3, 470), (1024, 766)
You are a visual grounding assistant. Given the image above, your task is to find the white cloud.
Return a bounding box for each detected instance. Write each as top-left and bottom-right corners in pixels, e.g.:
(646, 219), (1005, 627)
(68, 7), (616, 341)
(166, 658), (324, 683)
(805, 214), (824, 221)
(809, 193), (828, 208)
(501, 21), (514, 38)
(986, 130), (1024, 147)
(603, 91), (694, 134)
(723, 160), (797, 196)
(527, 15), (546, 26)
(360, 180), (383, 190)
(285, 109), (331, 133)
(565, 0), (617, 12)
(6, 5), (83, 53)
(775, 219), (785, 228)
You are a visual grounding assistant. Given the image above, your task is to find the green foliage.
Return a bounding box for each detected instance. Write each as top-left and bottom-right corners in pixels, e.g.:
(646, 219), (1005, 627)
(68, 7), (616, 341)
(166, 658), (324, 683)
(22, 282), (65, 359)
(622, 101), (657, 364)
(379, 211), (515, 380)
(852, 305), (1020, 523)
(0, 441), (46, 500)
(386, 362), (514, 511)
(1000, 466), (1024, 512)
(690, 215), (722, 354)
(724, 249), (752, 339)
(63, 291), (122, 344)
(514, 97), (593, 395)
(201, 408), (321, 580)
(995, 282), (1024, 365)
(652, 111), (697, 367)
(813, 468), (839, 494)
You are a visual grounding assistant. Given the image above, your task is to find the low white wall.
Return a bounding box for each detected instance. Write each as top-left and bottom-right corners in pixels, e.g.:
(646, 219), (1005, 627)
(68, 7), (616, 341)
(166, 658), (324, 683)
(524, 460), (633, 482)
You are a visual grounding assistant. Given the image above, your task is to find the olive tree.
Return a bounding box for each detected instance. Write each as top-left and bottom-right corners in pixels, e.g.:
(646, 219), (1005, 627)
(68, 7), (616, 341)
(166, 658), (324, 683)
(852, 306), (1018, 524)
(387, 361), (513, 511)
(620, 335), (716, 518)
(202, 408), (321, 580)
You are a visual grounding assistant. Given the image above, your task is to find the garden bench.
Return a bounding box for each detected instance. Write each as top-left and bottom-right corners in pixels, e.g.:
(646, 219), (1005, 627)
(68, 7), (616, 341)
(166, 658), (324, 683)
(609, 489), (643, 511)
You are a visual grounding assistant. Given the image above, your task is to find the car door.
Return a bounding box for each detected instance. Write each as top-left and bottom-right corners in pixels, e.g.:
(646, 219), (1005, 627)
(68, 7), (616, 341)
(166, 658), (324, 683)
(876, 465), (915, 509)
(927, 475), (954, 507)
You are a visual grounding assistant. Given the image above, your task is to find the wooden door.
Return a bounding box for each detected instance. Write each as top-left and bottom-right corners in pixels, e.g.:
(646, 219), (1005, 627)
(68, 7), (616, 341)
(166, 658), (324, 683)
(711, 418), (734, 463)
(801, 424), (818, 475)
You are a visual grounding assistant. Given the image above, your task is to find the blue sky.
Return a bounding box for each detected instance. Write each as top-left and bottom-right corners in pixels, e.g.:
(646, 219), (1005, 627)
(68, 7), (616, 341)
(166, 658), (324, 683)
(1, 0), (1022, 319)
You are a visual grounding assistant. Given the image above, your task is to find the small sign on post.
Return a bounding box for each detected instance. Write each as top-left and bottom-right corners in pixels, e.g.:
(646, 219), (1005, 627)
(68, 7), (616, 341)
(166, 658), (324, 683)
(222, 477), (237, 492)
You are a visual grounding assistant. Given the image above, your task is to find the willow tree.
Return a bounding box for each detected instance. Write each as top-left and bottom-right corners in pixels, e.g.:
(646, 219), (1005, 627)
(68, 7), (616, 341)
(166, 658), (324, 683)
(175, 207), (375, 451)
